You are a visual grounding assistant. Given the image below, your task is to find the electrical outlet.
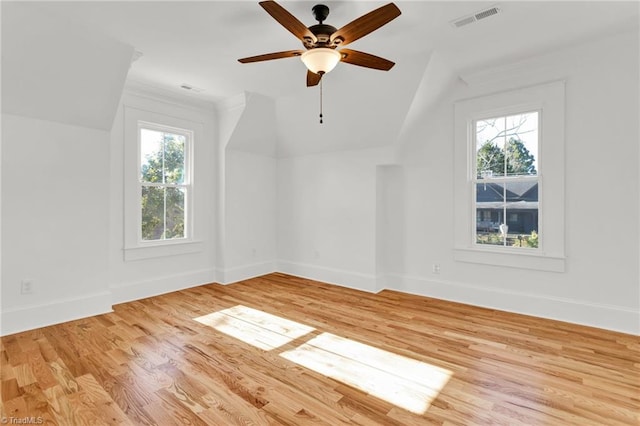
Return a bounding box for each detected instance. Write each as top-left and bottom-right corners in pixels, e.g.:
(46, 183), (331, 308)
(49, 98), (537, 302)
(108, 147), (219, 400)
(432, 264), (441, 274)
(21, 279), (33, 294)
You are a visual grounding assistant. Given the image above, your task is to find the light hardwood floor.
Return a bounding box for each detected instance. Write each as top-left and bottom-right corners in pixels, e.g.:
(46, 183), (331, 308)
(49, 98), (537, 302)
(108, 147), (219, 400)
(1, 273), (638, 425)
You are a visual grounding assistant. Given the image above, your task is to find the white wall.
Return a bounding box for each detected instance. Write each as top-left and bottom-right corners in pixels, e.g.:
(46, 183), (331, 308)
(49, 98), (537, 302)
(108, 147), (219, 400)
(275, 30), (639, 334)
(391, 30), (639, 334)
(217, 92), (278, 284)
(0, 2), (137, 334)
(1, 114), (113, 334)
(375, 165), (405, 291)
(277, 147), (395, 292)
(108, 88), (218, 304)
(224, 150), (277, 282)
(2, 23), (637, 336)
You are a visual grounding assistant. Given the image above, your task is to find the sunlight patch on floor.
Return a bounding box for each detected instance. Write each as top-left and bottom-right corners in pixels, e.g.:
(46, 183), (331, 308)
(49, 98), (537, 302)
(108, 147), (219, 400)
(195, 306), (451, 414)
(280, 332), (452, 414)
(194, 305), (315, 350)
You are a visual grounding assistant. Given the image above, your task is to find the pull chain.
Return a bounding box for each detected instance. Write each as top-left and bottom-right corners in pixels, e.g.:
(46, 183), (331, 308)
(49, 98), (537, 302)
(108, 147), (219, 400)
(319, 77), (323, 124)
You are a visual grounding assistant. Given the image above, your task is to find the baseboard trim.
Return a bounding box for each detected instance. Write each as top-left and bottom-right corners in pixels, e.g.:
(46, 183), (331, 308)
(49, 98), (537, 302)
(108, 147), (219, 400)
(1, 291), (113, 336)
(110, 268), (217, 305)
(218, 261), (277, 285)
(384, 274), (639, 335)
(5, 268), (636, 336)
(277, 260), (377, 293)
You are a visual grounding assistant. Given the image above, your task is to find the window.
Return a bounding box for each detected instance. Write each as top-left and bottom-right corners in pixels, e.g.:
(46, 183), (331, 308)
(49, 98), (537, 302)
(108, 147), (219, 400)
(123, 106), (204, 261)
(453, 81), (565, 272)
(138, 123), (192, 242)
(473, 111), (539, 249)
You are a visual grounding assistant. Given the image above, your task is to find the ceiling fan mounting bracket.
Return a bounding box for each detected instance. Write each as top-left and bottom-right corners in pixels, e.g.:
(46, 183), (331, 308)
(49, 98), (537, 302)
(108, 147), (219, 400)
(312, 4), (330, 24)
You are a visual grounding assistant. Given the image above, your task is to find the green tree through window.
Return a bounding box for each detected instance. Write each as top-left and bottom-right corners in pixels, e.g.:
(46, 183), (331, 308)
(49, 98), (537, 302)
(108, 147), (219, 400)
(477, 138), (536, 177)
(140, 128), (189, 241)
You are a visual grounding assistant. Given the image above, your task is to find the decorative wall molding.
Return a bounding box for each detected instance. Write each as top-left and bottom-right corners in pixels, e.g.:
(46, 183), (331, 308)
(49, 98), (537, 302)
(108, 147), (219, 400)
(124, 79), (216, 113)
(124, 240), (205, 261)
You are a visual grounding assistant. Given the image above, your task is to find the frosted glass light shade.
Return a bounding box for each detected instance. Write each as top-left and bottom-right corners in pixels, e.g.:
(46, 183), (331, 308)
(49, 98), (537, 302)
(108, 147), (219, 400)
(301, 48), (341, 74)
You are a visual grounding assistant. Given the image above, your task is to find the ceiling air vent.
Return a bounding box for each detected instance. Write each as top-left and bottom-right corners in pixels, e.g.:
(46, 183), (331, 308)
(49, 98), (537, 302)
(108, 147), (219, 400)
(180, 83), (205, 93)
(451, 5), (501, 28)
(475, 6), (500, 21)
(452, 16), (476, 28)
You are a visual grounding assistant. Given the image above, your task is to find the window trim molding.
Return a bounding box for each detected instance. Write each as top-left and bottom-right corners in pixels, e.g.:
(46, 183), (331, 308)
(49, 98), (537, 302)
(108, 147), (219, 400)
(124, 240), (204, 262)
(123, 106), (204, 261)
(453, 81), (566, 272)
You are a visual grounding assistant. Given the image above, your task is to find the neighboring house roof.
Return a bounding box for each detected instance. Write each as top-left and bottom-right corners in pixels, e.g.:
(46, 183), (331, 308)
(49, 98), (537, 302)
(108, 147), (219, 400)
(476, 181), (538, 207)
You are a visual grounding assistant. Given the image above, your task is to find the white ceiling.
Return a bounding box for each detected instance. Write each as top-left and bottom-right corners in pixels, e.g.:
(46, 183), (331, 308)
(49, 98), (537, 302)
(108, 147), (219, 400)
(10, 1), (638, 104)
(3, 1), (638, 156)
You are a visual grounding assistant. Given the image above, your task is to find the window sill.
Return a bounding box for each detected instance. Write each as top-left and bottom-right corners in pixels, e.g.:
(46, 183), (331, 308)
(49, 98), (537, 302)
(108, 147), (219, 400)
(124, 240), (204, 261)
(454, 247), (565, 272)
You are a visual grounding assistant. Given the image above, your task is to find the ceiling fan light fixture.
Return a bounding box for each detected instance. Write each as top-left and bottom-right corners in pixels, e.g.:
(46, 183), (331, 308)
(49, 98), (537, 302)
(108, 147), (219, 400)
(301, 48), (341, 75)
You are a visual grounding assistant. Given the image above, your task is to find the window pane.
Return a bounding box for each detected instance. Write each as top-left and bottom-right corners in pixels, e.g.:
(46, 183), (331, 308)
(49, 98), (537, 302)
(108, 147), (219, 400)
(476, 118), (506, 178)
(475, 181), (539, 248)
(505, 112), (538, 177)
(140, 129), (163, 183)
(163, 133), (185, 184)
(141, 186), (164, 240)
(476, 182), (505, 246)
(141, 186), (186, 241)
(165, 187), (185, 239)
(506, 208), (538, 248)
(139, 124), (190, 243)
(505, 181), (538, 248)
(475, 112), (538, 178)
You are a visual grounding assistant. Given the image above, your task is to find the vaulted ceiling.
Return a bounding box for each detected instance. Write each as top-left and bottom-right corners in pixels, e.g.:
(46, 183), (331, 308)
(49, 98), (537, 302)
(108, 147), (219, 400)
(3, 1), (638, 154)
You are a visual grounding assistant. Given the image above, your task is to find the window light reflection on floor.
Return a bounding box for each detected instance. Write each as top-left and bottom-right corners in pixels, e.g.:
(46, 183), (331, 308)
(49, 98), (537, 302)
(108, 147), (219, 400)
(194, 305), (452, 414)
(280, 332), (452, 414)
(194, 305), (315, 350)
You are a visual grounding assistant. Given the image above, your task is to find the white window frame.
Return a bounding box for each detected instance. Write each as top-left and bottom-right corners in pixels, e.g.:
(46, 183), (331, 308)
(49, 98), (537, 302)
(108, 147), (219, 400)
(471, 109), (541, 251)
(123, 106), (203, 261)
(137, 121), (193, 244)
(453, 81), (566, 272)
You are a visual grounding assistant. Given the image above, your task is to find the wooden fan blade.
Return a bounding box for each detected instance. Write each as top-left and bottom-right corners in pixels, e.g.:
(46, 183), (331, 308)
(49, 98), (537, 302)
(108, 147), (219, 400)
(306, 70), (322, 87)
(330, 3), (401, 47)
(238, 50), (304, 63)
(260, 1), (317, 43)
(339, 49), (395, 71)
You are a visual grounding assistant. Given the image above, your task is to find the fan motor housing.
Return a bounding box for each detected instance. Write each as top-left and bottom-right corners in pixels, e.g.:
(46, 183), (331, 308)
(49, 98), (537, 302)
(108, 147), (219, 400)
(306, 24), (338, 47)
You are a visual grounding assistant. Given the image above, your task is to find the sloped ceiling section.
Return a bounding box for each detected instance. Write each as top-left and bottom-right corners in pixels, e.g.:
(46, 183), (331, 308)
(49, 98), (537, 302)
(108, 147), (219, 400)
(227, 93), (278, 157)
(395, 49), (458, 163)
(275, 49), (431, 157)
(1, 2), (134, 130)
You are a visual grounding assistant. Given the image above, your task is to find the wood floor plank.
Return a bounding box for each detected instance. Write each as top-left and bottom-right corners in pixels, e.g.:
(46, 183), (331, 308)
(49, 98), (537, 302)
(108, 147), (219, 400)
(1, 273), (638, 425)
(75, 374), (132, 425)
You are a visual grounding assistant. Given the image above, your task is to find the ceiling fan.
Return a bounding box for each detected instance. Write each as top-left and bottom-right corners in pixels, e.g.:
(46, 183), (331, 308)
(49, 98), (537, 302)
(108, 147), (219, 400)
(238, 1), (402, 87)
